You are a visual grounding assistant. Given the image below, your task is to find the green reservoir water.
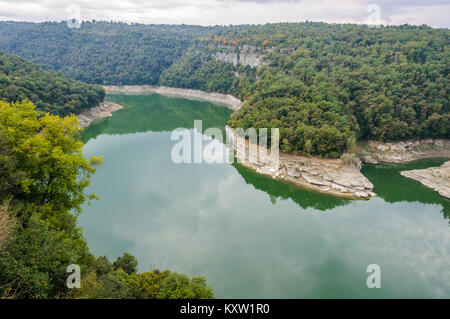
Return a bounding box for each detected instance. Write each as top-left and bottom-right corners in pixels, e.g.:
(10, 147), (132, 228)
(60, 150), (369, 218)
(80, 94), (450, 298)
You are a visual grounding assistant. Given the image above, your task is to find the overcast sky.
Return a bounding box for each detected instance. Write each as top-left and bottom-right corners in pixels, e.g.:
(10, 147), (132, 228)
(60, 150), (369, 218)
(0, 0), (448, 28)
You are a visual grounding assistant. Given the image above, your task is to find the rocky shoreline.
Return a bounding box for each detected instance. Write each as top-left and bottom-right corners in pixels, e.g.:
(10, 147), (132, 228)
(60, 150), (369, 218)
(77, 101), (124, 129)
(226, 127), (376, 199)
(103, 85), (243, 110)
(400, 161), (450, 199)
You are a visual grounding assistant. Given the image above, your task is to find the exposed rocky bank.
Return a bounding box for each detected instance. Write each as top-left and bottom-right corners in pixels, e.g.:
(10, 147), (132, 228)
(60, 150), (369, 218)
(400, 161), (450, 199)
(226, 127), (376, 199)
(77, 101), (124, 129)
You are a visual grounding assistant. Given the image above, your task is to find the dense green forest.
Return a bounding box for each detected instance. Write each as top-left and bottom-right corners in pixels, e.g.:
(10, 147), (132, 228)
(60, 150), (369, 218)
(0, 21), (448, 158)
(0, 100), (214, 299)
(0, 51), (104, 115)
(0, 21), (212, 85)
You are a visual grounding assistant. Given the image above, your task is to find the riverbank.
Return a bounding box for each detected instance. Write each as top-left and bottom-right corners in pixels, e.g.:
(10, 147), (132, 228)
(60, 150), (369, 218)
(77, 101), (124, 129)
(400, 161), (450, 199)
(103, 85), (243, 111)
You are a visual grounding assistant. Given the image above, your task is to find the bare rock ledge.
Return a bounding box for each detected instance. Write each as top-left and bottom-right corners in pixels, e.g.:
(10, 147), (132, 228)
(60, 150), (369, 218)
(77, 101), (124, 129)
(226, 127), (376, 199)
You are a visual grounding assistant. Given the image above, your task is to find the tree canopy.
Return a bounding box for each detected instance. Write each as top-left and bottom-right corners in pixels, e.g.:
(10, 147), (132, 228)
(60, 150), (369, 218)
(0, 51), (104, 116)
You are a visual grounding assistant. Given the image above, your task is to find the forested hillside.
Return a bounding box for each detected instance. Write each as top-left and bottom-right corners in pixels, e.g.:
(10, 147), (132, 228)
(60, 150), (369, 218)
(163, 23), (450, 157)
(1, 21), (448, 158)
(0, 51), (104, 115)
(0, 21), (212, 85)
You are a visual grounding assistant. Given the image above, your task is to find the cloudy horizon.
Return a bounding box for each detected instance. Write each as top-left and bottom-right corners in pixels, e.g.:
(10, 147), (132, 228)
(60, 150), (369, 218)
(0, 0), (448, 28)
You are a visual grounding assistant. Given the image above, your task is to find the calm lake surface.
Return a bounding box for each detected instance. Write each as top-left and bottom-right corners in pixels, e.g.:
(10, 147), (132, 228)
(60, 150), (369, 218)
(80, 94), (450, 298)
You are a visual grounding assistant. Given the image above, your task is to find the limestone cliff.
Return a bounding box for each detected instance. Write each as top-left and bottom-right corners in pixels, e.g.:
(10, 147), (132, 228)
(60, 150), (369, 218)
(212, 45), (272, 68)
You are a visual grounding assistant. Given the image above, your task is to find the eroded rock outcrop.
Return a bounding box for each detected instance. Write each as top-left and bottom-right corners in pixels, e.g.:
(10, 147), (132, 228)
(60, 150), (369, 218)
(77, 101), (124, 129)
(226, 127), (376, 198)
(400, 161), (450, 199)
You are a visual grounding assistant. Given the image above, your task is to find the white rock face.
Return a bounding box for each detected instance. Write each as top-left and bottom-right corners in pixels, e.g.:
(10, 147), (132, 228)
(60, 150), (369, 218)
(212, 45), (271, 68)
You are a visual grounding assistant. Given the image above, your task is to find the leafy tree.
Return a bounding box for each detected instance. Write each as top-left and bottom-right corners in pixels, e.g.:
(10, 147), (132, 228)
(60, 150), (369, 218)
(0, 204), (16, 251)
(138, 270), (171, 299)
(0, 100), (100, 298)
(69, 271), (103, 299)
(0, 100), (103, 221)
(0, 135), (26, 201)
(94, 256), (114, 277)
(98, 269), (141, 299)
(113, 253), (138, 275)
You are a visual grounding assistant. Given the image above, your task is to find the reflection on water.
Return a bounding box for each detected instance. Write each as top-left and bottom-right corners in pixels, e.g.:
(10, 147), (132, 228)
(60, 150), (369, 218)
(362, 160), (450, 220)
(79, 94), (450, 298)
(233, 163), (350, 211)
(82, 94), (232, 142)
